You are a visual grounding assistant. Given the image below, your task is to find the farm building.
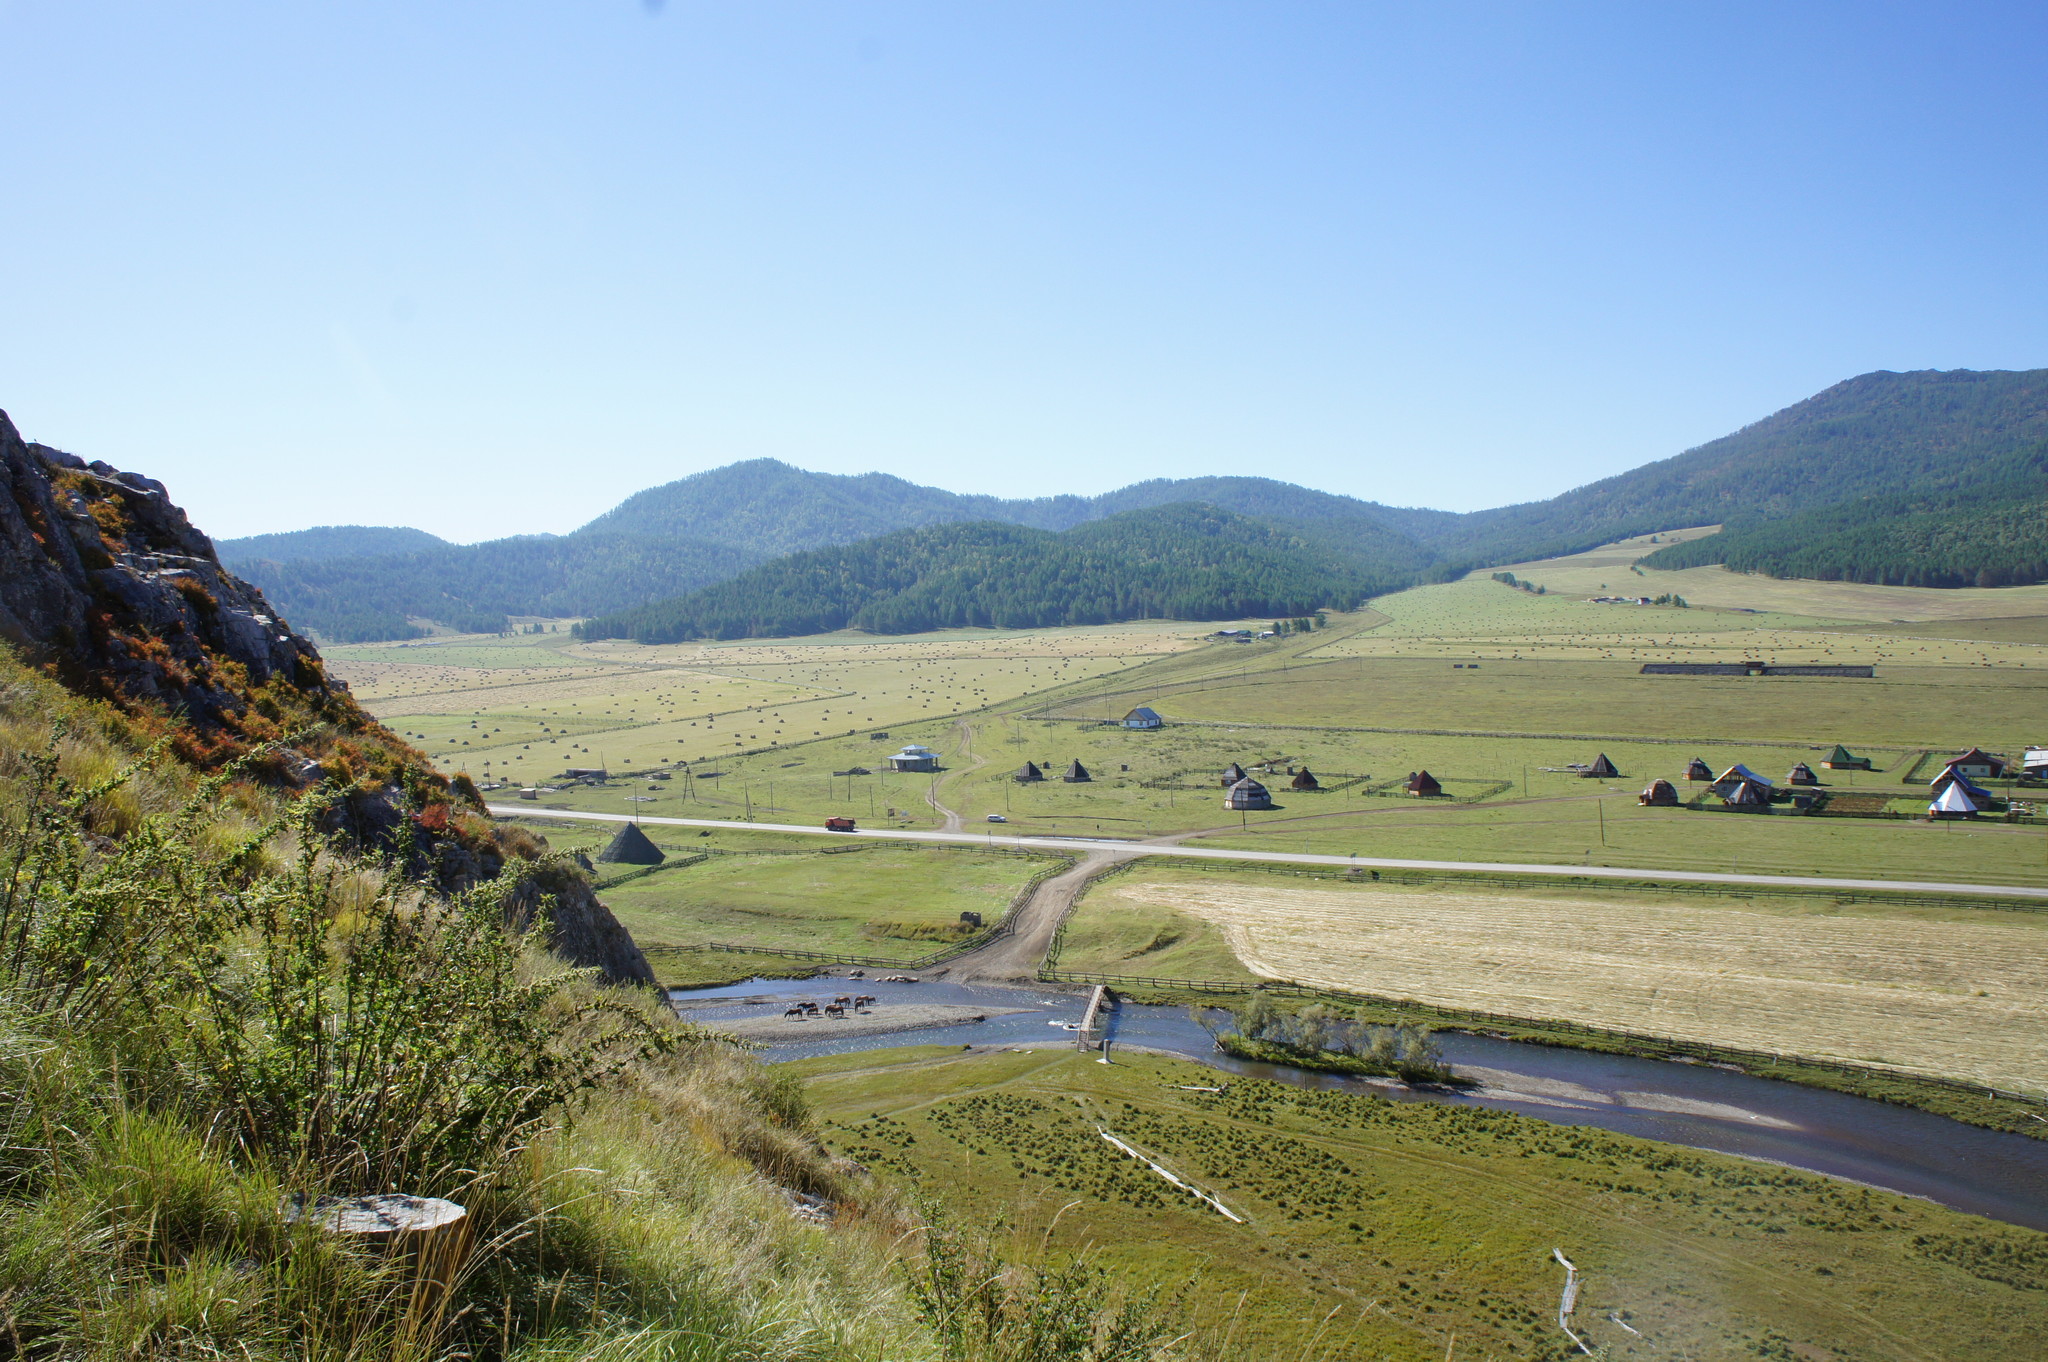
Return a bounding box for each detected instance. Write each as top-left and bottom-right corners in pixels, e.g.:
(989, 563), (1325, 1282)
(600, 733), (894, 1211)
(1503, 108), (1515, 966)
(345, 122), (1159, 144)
(1013, 760), (1045, 783)
(887, 744), (942, 773)
(1710, 764), (1773, 798)
(1721, 778), (1772, 810)
(1120, 706), (1164, 729)
(1946, 748), (2007, 780)
(2023, 748), (2048, 777)
(1581, 753), (1619, 778)
(1063, 760), (1092, 783)
(1291, 766), (1321, 791)
(1220, 762), (1248, 787)
(1685, 757), (1713, 782)
(596, 822), (665, 866)
(1821, 745), (1871, 771)
(1930, 782), (1982, 819)
(1223, 777), (1273, 810)
(1786, 762), (1819, 786)
(1639, 779), (1679, 806)
(1405, 770), (1443, 798)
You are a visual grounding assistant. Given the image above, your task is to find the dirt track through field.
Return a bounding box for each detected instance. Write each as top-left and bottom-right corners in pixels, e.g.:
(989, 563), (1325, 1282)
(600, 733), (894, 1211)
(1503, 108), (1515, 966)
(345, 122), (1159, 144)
(1114, 880), (2048, 1093)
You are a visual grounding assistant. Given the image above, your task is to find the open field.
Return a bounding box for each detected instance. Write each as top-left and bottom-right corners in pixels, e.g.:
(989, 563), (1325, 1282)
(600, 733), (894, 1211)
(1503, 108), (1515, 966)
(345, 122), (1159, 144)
(1065, 866), (2048, 1093)
(1489, 528), (2048, 622)
(799, 1045), (2048, 1361)
(593, 842), (1057, 957)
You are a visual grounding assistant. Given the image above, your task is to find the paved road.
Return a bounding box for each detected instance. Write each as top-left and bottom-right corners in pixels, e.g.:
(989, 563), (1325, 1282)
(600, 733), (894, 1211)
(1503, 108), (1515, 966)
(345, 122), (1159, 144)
(487, 804), (2048, 900)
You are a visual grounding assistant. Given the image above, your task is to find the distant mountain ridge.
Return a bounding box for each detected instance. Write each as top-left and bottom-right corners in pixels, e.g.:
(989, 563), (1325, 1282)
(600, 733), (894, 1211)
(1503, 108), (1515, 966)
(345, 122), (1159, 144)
(224, 367), (2048, 640)
(218, 524), (450, 563)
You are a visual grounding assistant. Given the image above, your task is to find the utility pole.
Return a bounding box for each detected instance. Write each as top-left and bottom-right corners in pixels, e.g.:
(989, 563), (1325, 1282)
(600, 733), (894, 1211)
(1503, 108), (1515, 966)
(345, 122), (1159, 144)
(1598, 799), (1606, 846)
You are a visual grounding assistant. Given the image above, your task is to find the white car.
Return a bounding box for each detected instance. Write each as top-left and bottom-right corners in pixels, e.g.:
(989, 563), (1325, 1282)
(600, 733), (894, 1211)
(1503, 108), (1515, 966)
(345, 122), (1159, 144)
(985, 813), (1008, 823)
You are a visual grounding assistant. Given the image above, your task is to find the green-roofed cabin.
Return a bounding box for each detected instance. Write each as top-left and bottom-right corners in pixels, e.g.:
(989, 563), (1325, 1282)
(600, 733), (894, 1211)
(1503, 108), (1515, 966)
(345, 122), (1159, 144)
(1821, 745), (1871, 770)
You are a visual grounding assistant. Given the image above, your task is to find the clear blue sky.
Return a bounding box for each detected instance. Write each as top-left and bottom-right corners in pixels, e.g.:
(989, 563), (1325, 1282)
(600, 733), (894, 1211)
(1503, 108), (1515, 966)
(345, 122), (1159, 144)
(3, 2), (2045, 543)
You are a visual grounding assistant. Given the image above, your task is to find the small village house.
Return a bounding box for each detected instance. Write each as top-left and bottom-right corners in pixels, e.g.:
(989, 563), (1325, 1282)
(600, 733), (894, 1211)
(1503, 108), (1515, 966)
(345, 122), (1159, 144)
(1685, 757), (1713, 782)
(1120, 706), (1164, 729)
(1405, 770), (1443, 798)
(1945, 748), (2007, 780)
(1786, 762), (1819, 786)
(1581, 753), (1619, 778)
(1223, 776), (1273, 810)
(2022, 747), (2048, 778)
(1013, 760), (1045, 783)
(1710, 764), (1773, 798)
(1929, 765), (1993, 802)
(1063, 760), (1092, 783)
(1291, 766), (1321, 791)
(887, 744), (941, 773)
(1220, 762), (1248, 787)
(1639, 779), (1679, 806)
(1821, 745), (1871, 771)
(1721, 778), (1771, 810)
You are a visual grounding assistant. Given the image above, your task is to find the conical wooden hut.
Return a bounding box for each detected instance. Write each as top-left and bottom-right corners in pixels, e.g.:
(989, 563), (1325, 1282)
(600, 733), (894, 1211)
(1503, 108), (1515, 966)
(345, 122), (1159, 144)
(1930, 782), (1981, 819)
(597, 822), (665, 865)
(1685, 757), (1713, 782)
(1062, 760), (1092, 783)
(1290, 766), (1320, 791)
(1582, 753), (1619, 778)
(1405, 770), (1442, 798)
(1223, 776), (1272, 810)
(1013, 761), (1045, 783)
(1639, 779), (1679, 806)
(1786, 762), (1819, 786)
(1220, 762), (1248, 787)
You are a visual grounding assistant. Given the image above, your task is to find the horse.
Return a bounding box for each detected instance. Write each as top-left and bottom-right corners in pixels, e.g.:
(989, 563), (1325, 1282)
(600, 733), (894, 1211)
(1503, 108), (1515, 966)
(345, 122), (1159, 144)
(823, 1003), (846, 1018)
(782, 1005), (806, 1018)
(833, 995), (853, 1008)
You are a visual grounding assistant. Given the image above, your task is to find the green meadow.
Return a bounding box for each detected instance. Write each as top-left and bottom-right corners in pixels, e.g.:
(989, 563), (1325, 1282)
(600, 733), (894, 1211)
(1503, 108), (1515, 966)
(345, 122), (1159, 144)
(799, 1046), (2048, 1362)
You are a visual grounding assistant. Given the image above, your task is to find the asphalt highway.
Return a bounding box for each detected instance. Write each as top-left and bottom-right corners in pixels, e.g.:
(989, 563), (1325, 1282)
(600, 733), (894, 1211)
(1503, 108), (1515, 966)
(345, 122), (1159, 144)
(486, 804), (2048, 901)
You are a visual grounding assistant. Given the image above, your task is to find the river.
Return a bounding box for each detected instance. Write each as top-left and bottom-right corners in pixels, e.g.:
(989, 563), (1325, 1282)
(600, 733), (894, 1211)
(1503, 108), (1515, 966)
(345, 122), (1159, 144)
(669, 976), (2048, 1232)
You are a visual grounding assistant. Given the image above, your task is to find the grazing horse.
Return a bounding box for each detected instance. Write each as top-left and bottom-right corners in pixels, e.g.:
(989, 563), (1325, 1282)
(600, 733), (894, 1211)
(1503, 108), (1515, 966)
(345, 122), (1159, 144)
(823, 1003), (846, 1018)
(802, 1001), (822, 1014)
(833, 995), (853, 1007)
(782, 1005), (806, 1018)
(854, 994), (876, 1010)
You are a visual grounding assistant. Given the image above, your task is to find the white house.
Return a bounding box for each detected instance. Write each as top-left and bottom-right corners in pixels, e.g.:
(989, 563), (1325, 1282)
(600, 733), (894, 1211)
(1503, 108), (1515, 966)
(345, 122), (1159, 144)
(887, 744), (941, 773)
(1120, 706), (1163, 729)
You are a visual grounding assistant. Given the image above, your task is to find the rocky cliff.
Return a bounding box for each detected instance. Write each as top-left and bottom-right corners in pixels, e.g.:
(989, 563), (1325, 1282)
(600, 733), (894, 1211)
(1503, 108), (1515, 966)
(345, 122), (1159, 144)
(0, 408), (656, 987)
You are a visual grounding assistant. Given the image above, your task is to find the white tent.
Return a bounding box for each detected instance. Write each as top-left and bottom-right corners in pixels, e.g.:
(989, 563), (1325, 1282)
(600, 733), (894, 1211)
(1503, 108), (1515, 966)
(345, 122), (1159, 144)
(1930, 782), (1981, 817)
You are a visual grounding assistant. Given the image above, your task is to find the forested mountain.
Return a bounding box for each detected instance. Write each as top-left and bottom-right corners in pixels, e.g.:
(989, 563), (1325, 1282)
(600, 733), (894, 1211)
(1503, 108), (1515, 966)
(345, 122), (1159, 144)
(1443, 368), (2048, 568)
(217, 523), (448, 563)
(577, 504), (1393, 642)
(234, 367), (2048, 641)
(1637, 461), (2048, 587)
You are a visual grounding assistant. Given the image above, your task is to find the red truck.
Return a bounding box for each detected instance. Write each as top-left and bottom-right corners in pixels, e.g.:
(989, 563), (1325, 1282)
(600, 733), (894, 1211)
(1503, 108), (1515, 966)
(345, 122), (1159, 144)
(824, 817), (857, 832)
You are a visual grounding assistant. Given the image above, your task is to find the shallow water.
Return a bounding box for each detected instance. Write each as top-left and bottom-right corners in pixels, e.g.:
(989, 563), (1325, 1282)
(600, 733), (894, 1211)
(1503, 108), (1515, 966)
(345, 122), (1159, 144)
(670, 976), (2048, 1231)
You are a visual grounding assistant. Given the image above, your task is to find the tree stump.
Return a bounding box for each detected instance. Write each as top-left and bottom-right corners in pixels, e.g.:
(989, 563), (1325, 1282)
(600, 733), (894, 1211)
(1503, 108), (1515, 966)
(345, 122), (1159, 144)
(286, 1194), (471, 1338)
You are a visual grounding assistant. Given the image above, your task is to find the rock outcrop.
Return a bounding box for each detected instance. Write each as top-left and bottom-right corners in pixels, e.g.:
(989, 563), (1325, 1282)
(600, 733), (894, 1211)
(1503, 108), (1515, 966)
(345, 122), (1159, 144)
(504, 864), (659, 988)
(0, 408), (658, 988)
(0, 409), (358, 754)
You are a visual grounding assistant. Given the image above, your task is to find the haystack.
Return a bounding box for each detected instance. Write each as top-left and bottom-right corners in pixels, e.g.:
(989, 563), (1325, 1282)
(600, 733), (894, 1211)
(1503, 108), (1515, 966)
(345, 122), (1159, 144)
(596, 822), (665, 866)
